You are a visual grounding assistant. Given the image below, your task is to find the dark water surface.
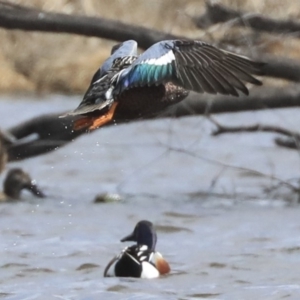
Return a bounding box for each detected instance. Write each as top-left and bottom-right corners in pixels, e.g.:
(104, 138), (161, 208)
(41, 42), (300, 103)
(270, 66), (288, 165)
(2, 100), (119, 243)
(1, 96), (300, 299)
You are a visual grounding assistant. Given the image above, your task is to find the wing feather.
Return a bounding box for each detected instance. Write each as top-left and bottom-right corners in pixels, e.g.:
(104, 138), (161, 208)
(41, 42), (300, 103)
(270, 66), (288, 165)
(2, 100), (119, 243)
(114, 39), (263, 97)
(213, 62), (249, 95)
(204, 66), (239, 95)
(200, 68), (228, 95)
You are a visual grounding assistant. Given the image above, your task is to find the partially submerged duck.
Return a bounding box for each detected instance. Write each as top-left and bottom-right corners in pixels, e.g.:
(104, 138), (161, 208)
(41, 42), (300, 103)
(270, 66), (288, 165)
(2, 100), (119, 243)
(0, 131), (45, 201)
(63, 39), (264, 130)
(0, 168), (45, 201)
(104, 220), (170, 278)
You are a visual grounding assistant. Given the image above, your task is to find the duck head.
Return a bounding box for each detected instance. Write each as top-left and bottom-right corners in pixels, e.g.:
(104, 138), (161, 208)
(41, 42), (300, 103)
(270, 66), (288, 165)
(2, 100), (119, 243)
(3, 168), (45, 200)
(121, 220), (157, 251)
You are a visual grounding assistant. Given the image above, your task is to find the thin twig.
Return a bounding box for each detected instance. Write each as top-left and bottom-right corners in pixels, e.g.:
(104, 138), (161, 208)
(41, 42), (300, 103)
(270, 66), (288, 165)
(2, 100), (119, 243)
(194, 2), (300, 38)
(209, 116), (300, 139)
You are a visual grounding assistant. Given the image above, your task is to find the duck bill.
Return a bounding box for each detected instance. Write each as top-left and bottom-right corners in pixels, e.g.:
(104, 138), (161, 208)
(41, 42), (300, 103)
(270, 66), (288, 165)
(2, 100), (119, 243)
(120, 232), (135, 242)
(25, 182), (46, 198)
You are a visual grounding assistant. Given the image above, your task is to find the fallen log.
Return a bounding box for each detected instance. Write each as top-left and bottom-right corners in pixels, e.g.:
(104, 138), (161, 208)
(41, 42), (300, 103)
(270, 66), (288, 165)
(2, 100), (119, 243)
(4, 84), (300, 160)
(6, 112), (86, 161)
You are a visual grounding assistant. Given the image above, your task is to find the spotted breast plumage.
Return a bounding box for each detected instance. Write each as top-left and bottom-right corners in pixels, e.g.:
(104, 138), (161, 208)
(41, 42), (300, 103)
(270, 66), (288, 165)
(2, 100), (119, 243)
(63, 39), (264, 130)
(104, 220), (170, 278)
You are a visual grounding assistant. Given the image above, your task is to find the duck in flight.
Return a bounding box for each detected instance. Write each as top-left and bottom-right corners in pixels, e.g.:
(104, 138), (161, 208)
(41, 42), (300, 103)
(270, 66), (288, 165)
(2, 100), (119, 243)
(63, 39), (264, 130)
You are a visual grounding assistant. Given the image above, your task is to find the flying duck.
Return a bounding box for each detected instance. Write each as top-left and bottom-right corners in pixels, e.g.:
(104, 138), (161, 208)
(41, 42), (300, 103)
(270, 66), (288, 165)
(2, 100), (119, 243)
(64, 39), (264, 130)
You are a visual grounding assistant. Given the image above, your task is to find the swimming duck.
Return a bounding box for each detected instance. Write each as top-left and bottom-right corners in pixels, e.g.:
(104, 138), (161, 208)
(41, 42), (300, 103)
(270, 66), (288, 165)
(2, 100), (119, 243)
(64, 39), (264, 130)
(0, 132), (45, 201)
(0, 168), (45, 201)
(104, 220), (170, 278)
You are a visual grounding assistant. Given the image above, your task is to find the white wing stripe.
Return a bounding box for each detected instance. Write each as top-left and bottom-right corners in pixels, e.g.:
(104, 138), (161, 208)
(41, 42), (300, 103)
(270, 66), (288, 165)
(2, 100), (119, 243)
(143, 50), (175, 66)
(125, 252), (141, 265)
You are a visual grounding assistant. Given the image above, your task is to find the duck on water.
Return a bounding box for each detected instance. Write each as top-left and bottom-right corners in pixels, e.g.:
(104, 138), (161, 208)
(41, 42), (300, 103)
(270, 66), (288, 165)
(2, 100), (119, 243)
(0, 168), (45, 201)
(104, 220), (170, 278)
(0, 131), (45, 201)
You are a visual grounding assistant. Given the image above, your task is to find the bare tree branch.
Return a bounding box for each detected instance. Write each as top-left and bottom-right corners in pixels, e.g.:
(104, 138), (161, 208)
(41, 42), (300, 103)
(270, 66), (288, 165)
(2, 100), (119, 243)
(2, 1), (300, 86)
(156, 141), (300, 194)
(163, 85), (300, 117)
(210, 117), (300, 139)
(209, 116), (300, 153)
(0, 0), (179, 49)
(260, 55), (300, 82)
(194, 2), (300, 37)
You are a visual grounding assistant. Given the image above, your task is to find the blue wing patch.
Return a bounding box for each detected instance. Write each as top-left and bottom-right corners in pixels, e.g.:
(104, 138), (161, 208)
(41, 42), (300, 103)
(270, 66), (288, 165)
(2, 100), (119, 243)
(114, 41), (177, 93)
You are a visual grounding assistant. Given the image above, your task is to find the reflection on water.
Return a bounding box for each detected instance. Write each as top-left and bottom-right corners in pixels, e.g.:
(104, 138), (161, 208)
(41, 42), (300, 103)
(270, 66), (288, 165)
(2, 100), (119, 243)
(1, 96), (300, 299)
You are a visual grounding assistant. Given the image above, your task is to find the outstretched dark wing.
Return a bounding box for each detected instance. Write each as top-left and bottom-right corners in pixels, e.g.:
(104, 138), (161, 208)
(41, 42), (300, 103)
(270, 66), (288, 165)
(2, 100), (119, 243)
(114, 40), (264, 97)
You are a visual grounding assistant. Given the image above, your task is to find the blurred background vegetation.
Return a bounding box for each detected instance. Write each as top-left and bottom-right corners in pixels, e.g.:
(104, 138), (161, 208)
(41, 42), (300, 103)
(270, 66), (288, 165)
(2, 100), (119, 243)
(0, 0), (299, 94)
